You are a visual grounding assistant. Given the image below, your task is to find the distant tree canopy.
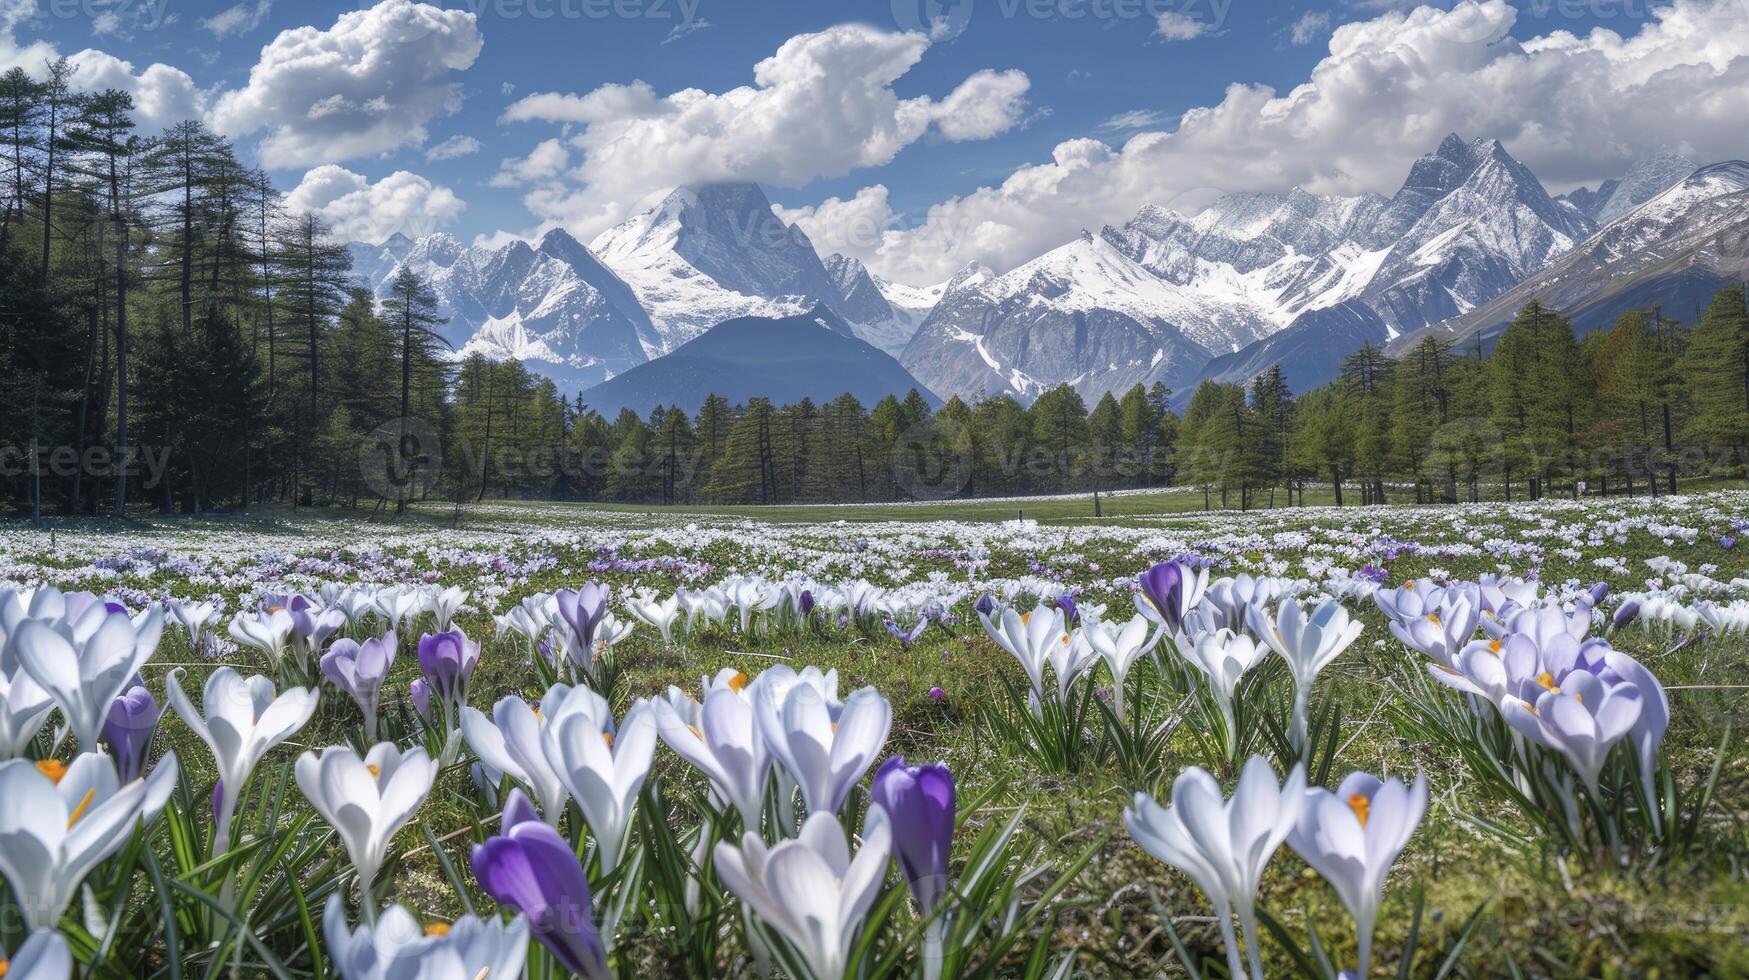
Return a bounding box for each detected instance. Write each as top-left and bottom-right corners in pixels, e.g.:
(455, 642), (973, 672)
(3, 69), (1747, 515)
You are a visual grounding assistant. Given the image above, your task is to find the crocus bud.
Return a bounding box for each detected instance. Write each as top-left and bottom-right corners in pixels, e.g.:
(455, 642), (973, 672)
(471, 801), (608, 978)
(1612, 601), (1641, 630)
(870, 757), (955, 916)
(101, 683), (160, 783)
(1588, 582), (1610, 606)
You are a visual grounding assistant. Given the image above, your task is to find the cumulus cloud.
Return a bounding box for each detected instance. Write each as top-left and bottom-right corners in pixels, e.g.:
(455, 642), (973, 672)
(210, 0), (483, 168)
(285, 165), (465, 243)
(1155, 11), (1209, 40)
(1, 0), (69, 73)
(497, 23), (1029, 240)
(831, 0), (1749, 284)
(490, 138), (569, 188)
(200, 0), (272, 39)
(426, 135), (482, 161)
(1289, 10), (1331, 45)
(0, 2), (204, 132)
(66, 49), (205, 130)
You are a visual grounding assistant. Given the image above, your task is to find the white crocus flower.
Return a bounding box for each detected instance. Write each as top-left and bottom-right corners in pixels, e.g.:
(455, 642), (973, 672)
(1287, 772), (1428, 978)
(460, 686), (577, 825)
(1050, 629), (1101, 704)
(1180, 630), (1272, 761)
(0, 928), (73, 980)
(428, 586), (469, 632)
(168, 599), (217, 645)
(227, 609), (295, 672)
(0, 663), (54, 760)
(539, 688), (657, 873)
(715, 809), (891, 980)
(1081, 614), (1158, 723)
(1248, 598), (1363, 752)
(322, 893), (528, 980)
(756, 674), (890, 818)
(727, 579), (780, 634)
(627, 594), (681, 647)
(652, 672), (769, 827)
(979, 604), (1067, 703)
(0, 752), (179, 929)
(166, 666), (319, 852)
(1124, 757), (1307, 980)
(13, 605), (163, 753)
(296, 743), (437, 902)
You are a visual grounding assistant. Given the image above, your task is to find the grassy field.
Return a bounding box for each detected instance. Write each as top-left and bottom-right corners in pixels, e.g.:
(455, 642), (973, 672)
(3, 490), (1748, 977)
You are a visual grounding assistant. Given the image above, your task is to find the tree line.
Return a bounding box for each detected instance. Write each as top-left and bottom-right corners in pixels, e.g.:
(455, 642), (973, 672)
(2, 67), (1747, 515)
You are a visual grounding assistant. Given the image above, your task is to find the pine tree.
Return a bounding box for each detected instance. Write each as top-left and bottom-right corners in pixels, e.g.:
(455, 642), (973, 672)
(1679, 286), (1749, 460)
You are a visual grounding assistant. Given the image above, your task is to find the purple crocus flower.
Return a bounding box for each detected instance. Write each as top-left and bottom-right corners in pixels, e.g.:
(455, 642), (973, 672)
(1055, 593), (1079, 625)
(472, 796), (609, 979)
(1611, 601), (1641, 630)
(321, 630), (397, 737)
(870, 756), (956, 916)
(417, 629), (480, 706)
(974, 595), (998, 618)
(1721, 535), (1737, 550)
(929, 686), (945, 701)
(101, 682), (160, 783)
(555, 584), (609, 650)
(409, 677), (432, 721)
(1139, 561), (1204, 632)
(1587, 582), (1611, 606)
(885, 618), (928, 649)
(798, 589), (815, 616)
(290, 605), (345, 651)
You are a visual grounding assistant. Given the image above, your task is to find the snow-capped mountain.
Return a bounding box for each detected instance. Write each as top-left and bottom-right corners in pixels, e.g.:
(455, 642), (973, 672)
(349, 183), (949, 393)
(347, 139), (1731, 407)
(900, 233), (1218, 402)
(1409, 160), (1749, 351)
(902, 134), (1605, 403)
(821, 254), (931, 356)
(589, 184), (868, 353)
(350, 228), (653, 390)
(1559, 148), (1698, 226)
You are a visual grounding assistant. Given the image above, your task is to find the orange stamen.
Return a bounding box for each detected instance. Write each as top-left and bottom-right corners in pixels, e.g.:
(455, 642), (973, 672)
(1347, 793), (1371, 828)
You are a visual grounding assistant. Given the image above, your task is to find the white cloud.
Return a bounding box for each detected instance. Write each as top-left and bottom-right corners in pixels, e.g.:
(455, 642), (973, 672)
(490, 138), (569, 188)
(661, 17), (711, 44)
(773, 185), (902, 261)
(498, 23), (1029, 241)
(66, 49), (205, 130)
(1098, 108), (1170, 131)
(426, 135), (481, 161)
(1289, 10), (1331, 45)
(835, 0), (1749, 285)
(285, 165), (465, 243)
(209, 0), (483, 168)
(1155, 11), (1209, 40)
(200, 0), (271, 39)
(1, 0), (69, 74)
(0, 5), (205, 133)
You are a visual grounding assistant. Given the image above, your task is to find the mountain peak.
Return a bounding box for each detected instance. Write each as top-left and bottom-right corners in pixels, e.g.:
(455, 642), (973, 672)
(1434, 132), (1475, 164)
(380, 231), (413, 250)
(943, 261), (995, 295)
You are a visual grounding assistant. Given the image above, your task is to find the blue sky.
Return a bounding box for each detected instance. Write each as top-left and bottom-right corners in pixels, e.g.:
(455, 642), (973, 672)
(6, 0), (1748, 283)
